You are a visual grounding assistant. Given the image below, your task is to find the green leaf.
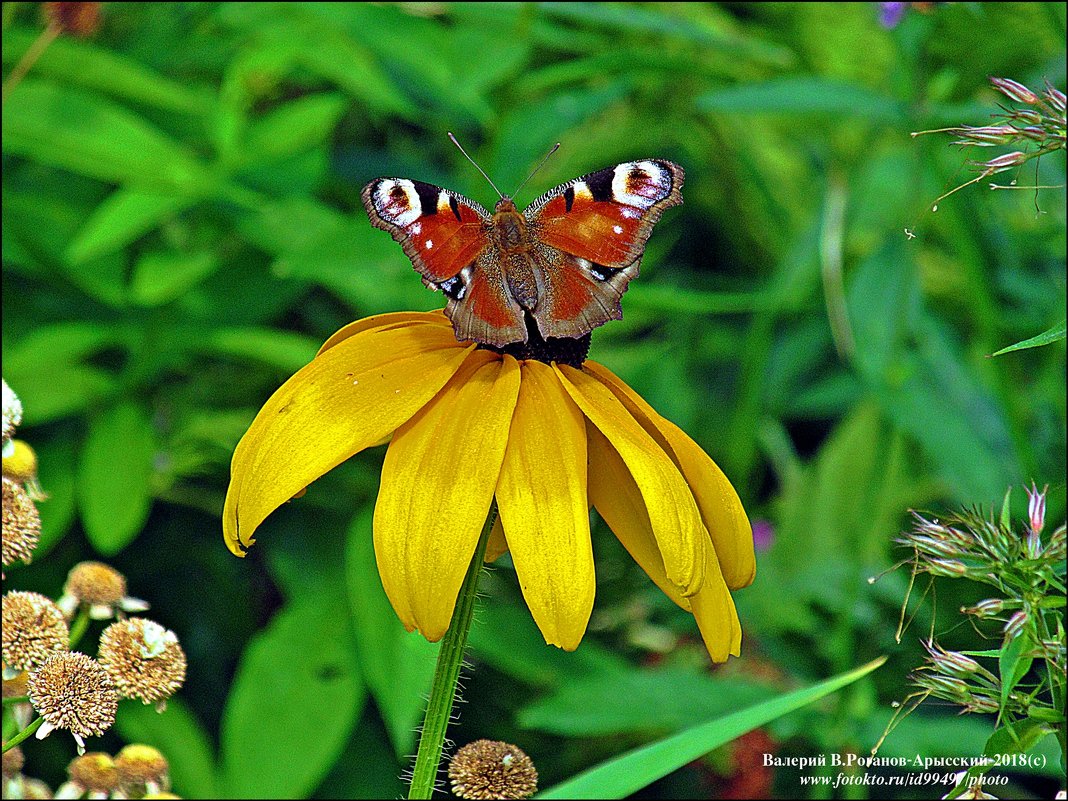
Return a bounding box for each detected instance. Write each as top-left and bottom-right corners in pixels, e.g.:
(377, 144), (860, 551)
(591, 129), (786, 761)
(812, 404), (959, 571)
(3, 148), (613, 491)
(115, 698), (220, 799)
(31, 432), (78, 556)
(78, 401), (155, 554)
(2, 80), (216, 193)
(519, 668), (774, 737)
(195, 327), (319, 372)
(538, 657), (887, 799)
(130, 250), (222, 307)
(991, 319), (1067, 356)
(998, 631), (1033, 710)
(1000, 487), (1013, 530)
(1, 29), (209, 114)
(220, 598), (364, 799)
(4, 366), (114, 426)
(345, 507), (438, 757)
(697, 77), (906, 121)
(243, 93), (348, 165)
(67, 188), (198, 265)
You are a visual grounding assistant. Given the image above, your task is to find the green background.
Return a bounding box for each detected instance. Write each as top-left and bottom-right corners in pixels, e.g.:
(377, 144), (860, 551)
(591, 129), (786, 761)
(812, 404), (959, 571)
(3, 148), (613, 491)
(3, 2), (1064, 798)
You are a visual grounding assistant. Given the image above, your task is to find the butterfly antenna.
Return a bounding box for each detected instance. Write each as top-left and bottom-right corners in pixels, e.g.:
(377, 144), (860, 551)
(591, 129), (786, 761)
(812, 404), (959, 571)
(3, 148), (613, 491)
(512, 142), (561, 200)
(448, 132), (504, 199)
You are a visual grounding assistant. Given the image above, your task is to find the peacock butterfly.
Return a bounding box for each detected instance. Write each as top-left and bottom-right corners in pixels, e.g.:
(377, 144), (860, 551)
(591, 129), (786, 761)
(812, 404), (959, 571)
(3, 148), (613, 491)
(361, 138), (684, 348)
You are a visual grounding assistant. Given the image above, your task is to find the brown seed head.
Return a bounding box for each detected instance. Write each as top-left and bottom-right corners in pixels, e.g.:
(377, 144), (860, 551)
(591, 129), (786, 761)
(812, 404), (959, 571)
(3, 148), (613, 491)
(28, 652), (118, 739)
(98, 619), (186, 704)
(64, 561), (127, 607)
(2, 591), (69, 670)
(115, 744), (170, 794)
(2, 744), (24, 779)
(3, 477), (41, 567)
(448, 740), (538, 800)
(67, 752), (119, 794)
(43, 2), (101, 36)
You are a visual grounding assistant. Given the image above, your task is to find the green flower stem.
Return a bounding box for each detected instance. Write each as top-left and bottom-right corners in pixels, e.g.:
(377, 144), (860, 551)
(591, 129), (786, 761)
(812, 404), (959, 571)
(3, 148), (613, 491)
(408, 499), (497, 800)
(67, 606), (90, 647)
(3, 716), (43, 752)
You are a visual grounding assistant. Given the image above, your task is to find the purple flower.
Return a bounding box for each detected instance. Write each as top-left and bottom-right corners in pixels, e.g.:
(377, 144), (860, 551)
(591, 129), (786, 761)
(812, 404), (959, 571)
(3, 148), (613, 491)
(879, 2), (908, 28)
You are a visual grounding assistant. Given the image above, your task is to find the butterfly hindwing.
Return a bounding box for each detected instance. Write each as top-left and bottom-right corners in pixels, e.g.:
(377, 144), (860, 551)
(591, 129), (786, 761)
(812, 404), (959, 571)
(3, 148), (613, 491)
(361, 178), (491, 284)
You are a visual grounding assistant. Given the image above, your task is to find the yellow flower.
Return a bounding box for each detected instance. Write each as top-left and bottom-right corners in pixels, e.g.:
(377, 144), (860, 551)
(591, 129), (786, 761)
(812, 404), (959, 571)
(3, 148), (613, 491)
(224, 311), (754, 661)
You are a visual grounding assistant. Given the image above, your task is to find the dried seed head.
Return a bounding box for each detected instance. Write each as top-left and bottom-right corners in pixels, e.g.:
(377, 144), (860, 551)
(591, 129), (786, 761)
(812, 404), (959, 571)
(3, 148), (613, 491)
(98, 619), (186, 704)
(1, 380), (21, 442)
(59, 561), (148, 619)
(20, 777), (54, 799)
(2, 744), (24, 779)
(115, 744), (170, 794)
(28, 652), (118, 751)
(2, 591), (69, 670)
(64, 562), (127, 606)
(42, 2), (101, 36)
(448, 740), (538, 800)
(67, 752), (119, 794)
(3, 478), (41, 568)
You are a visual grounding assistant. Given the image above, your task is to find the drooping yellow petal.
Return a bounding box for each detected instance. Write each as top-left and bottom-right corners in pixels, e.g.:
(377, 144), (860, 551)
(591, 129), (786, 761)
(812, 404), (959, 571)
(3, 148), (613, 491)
(223, 324), (472, 556)
(374, 352), (520, 641)
(318, 311), (452, 355)
(691, 563), (742, 661)
(588, 426), (740, 661)
(587, 426), (691, 612)
(555, 365), (706, 596)
(496, 361), (593, 651)
(584, 362), (755, 589)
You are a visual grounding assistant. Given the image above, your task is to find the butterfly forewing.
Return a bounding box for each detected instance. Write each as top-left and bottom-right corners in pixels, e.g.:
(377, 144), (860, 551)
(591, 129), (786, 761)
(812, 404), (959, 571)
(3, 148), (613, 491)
(525, 160), (684, 269)
(361, 178), (491, 283)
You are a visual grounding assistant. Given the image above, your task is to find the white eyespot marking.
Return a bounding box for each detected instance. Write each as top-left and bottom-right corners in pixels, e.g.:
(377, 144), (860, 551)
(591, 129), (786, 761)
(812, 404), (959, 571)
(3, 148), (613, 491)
(613, 225), (623, 234)
(375, 179), (421, 226)
(411, 222), (422, 235)
(620, 206), (641, 219)
(612, 160), (670, 209)
(572, 182), (593, 201)
(425, 240), (434, 249)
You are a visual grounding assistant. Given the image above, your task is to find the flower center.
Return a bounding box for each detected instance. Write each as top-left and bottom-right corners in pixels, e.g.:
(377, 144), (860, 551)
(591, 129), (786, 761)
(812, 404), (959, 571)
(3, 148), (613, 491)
(478, 313), (591, 367)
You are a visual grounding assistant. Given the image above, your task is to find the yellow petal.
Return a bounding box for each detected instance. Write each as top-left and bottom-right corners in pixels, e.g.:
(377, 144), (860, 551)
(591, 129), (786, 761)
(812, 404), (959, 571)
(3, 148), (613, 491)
(584, 362), (755, 589)
(374, 352), (520, 641)
(496, 362), (593, 651)
(690, 547), (743, 662)
(587, 425), (691, 612)
(318, 311), (452, 355)
(555, 365), (706, 596)
(588, 426), (740, 661)
(223, 323), (472, 556)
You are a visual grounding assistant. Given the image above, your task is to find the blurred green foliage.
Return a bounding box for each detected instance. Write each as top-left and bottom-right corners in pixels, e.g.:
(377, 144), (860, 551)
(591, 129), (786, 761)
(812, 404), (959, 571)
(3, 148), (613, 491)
(2, 2), (1064, 798)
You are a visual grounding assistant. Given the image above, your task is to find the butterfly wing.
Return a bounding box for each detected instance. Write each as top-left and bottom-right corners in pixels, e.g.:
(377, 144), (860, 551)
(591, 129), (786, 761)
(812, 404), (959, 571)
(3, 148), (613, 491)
(362, 177), (493, 286)
(362, 178), (526, 344)
(524, 160), (684, 340)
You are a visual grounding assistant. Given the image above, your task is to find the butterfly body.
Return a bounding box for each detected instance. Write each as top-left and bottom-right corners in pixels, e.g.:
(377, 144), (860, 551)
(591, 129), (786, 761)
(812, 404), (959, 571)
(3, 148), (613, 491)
(362, 159), (684, 347)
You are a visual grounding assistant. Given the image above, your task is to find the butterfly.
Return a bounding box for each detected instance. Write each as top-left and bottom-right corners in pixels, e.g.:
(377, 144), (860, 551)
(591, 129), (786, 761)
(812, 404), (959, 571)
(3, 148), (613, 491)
(361, 149), (684, 348)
